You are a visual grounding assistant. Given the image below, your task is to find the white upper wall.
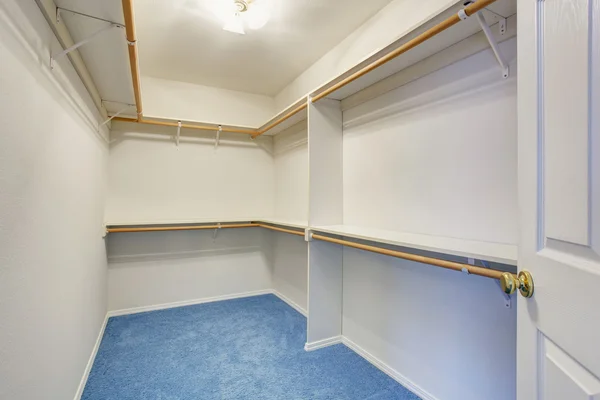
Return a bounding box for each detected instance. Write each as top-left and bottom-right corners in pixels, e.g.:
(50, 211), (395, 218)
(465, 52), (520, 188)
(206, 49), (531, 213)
(141, 75), (276, 128)
(274, 0), (459, 111)
(106, 121), (274, 224)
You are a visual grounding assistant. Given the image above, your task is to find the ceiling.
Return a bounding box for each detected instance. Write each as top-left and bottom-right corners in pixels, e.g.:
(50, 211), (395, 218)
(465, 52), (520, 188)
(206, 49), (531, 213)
(134, 0), (394, 96)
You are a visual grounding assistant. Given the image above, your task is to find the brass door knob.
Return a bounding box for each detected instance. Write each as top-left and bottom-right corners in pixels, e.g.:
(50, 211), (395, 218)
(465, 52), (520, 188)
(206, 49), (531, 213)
(500, 270), (534, 298)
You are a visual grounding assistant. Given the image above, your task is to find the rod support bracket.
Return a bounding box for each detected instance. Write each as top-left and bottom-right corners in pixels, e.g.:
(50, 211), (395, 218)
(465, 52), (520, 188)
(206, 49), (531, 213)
(304, 229), (313, 242)
(213, 223), (222, 240)
(215, 125), (222, 149)
(175, 121), (182, 147)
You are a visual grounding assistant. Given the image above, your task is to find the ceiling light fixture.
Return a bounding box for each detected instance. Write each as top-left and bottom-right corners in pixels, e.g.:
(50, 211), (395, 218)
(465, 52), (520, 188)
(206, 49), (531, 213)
(212, 0), (271, 35)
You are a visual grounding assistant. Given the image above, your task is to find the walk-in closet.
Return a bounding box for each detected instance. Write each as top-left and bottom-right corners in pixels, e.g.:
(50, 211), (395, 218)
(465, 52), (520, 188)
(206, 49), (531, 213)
(2, 0), (599, 399)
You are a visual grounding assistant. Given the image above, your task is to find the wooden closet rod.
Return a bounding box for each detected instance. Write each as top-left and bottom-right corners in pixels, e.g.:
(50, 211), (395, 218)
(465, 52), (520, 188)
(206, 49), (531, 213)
(111, 116), (256, 135)
(257, 224), (305, 237)
(311, 233), (515, 281)
(107, 223), (258, 233)
(121, 0), (143, 117)
(120, 0), (497, 137)
(311, 0), (498, 102)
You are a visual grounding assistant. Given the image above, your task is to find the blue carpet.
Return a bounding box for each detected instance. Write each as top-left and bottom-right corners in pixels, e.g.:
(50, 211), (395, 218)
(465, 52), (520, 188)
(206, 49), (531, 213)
(82, 294), (421, 400)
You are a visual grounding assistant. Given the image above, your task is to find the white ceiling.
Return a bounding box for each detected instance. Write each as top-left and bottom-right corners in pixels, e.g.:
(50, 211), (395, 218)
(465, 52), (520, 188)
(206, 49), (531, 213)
(135, 0), (394, 96)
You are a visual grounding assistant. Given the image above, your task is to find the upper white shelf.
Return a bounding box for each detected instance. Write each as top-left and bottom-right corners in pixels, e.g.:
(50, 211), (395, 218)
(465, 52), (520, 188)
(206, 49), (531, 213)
(311, 224), (517, 266)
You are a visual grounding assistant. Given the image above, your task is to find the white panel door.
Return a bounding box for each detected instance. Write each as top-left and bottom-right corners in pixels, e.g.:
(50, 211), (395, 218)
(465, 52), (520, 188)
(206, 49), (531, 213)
(518, 0), (600, 399)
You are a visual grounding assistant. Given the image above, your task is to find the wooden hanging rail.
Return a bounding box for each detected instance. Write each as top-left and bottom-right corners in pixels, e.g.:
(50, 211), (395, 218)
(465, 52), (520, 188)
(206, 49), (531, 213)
(106, 221), (306, 236)
(311, 233), (515, 281)
(107, 223), (258, 233)
(111, 116), (256, 135)
(252, 102), (308, 139)
(311, 0), (498, 102)
(257, 223), (305, 237)
(119, 0), (498, 136)
(121, 0), (143, 117)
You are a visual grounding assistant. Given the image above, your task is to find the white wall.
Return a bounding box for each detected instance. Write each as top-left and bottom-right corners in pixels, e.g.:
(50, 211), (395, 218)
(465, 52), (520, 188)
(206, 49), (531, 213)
(343, 38), (518, 245)
(342, 249), (516, 400)
(105, 120), (276, 311)
(0, 1), (108, 399)
(340, 40), (518, 400)
(107, 228), (272, 311)
(273, 122), (308, 222)
(142, 75), (276, 128)
(106, 121), (274, 224)
(267, 232), (307, 314)
(274, 0), (458, 111)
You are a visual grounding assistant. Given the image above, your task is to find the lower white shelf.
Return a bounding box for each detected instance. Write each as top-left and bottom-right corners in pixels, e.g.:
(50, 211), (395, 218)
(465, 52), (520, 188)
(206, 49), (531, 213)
(311, 225), (517, 266)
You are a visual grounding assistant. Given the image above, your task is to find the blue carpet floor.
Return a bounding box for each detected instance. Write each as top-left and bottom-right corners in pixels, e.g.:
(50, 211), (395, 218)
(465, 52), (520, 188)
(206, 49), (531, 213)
(82, 294), (421, 400)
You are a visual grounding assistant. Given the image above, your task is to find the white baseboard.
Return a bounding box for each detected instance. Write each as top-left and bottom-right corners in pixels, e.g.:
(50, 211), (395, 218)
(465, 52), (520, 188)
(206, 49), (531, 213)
(107, 289), (273, 317)
(271, 290), (307, 316)
(73, 313), (109, 400)
(342, 337), (437, 400)
(304, 336), (343, 351)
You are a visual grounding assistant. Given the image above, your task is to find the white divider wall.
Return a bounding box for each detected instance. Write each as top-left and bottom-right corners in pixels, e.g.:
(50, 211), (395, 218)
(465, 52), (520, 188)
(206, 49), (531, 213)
(105, 122), (275, 312)
(270, 123), (309, 313)
(340, 40), (518, 400)
(306, 98), (344, 348)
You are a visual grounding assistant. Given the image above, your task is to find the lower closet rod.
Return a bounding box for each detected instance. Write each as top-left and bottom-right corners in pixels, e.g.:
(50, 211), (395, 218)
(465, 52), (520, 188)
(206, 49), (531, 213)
(107, 223), (258, 233)
(311, 234), (515, 281)
(257, 224), (305, 237)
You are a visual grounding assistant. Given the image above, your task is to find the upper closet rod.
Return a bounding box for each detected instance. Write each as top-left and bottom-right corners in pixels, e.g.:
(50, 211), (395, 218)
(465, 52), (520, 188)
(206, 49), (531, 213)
(122, 0), (142, 117)
(311, 0), (498, 102)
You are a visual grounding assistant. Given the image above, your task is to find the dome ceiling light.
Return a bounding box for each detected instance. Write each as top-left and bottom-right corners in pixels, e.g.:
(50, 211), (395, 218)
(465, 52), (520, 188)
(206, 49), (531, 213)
(211, 0), (272, 35)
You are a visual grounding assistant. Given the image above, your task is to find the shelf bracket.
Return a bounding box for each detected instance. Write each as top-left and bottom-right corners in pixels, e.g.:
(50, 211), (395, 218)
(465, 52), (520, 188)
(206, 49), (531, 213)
(475, 11), (509, 78)
(304, 229), (313, 242)
(213, 223), (221, 241)
(215, 125), (222, 149)
(100, 103), (133, 128)
(476, 259), (512, 308)
(176, 121), (181, 147)
(50, 22), (123, 70)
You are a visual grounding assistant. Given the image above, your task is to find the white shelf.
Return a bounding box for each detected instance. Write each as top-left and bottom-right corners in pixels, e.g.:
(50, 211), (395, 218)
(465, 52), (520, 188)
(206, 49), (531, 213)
(311, 225), (517, 266)
(106, 217), (308, 230)
(105, 217), (259, 227)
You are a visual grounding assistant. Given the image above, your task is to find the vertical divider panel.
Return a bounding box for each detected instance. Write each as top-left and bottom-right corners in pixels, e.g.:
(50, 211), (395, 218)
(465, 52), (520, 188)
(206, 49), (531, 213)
(306, 97), (344, 350)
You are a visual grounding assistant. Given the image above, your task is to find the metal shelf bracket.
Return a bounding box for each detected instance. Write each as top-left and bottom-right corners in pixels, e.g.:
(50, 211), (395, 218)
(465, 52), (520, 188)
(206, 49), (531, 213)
(475, 11), (509, 78)
(50, 22), (123, 70)
(175, 121), (182, 147)
(215, 125), (222, 149)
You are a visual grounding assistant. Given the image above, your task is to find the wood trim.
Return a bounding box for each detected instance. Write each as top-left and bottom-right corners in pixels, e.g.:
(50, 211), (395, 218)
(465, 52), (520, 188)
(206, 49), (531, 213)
(311, 233), (514, 281)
